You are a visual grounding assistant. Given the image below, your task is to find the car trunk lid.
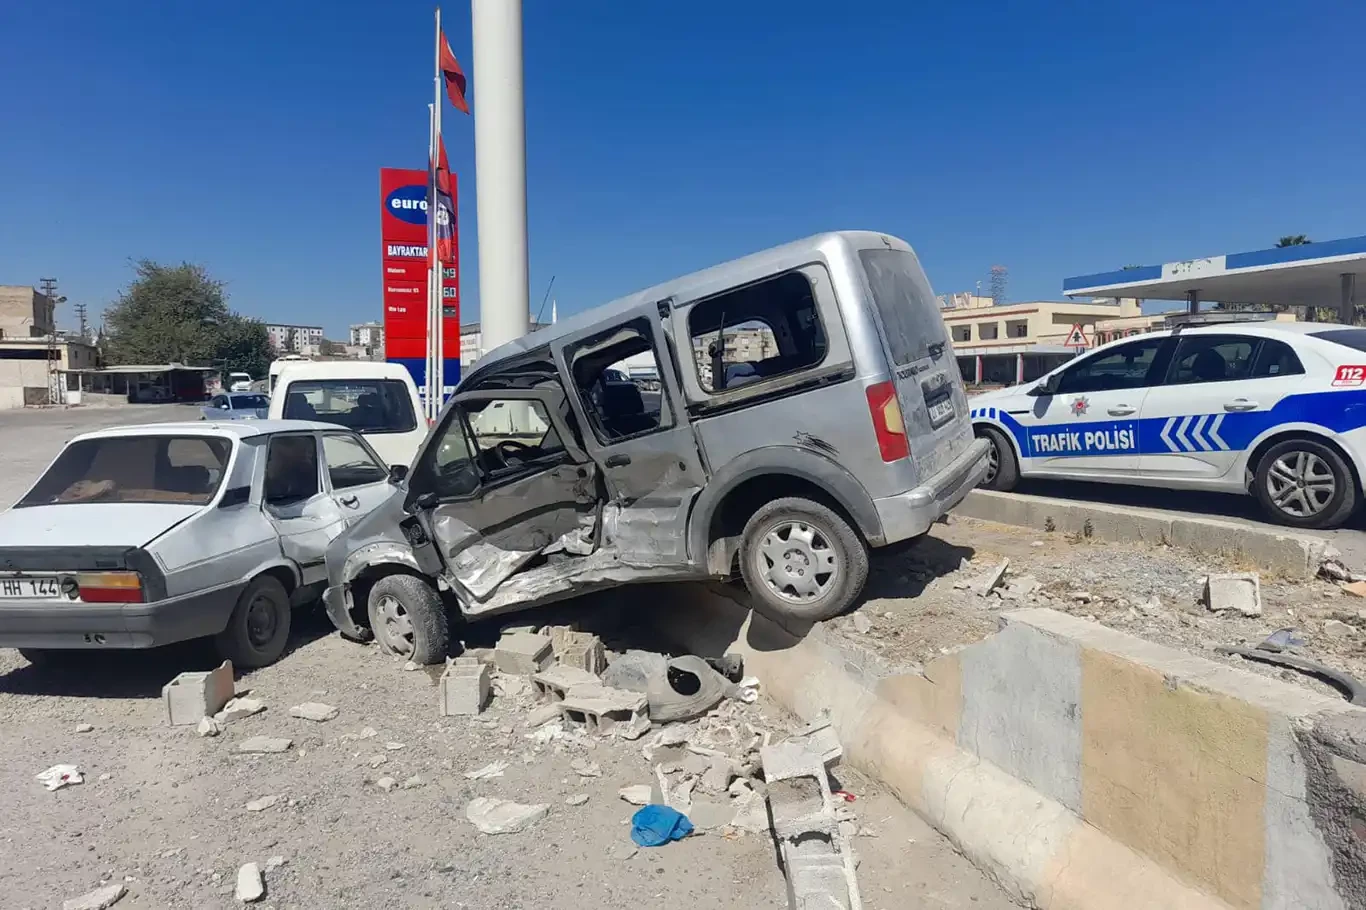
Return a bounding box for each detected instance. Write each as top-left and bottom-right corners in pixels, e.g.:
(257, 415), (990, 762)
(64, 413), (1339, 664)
(0, 503), (201, 550)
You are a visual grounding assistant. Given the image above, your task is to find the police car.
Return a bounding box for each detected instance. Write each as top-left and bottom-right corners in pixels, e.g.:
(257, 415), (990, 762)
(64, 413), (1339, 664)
(969, 322), (1366, 529)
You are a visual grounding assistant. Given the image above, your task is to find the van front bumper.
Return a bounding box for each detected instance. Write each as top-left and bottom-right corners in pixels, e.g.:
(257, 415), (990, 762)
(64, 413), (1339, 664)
(873, 438), (991, 544)
(0, 583), (242, 650)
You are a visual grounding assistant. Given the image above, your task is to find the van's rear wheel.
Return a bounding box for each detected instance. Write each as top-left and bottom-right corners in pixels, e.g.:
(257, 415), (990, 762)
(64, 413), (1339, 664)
(977, 426), (1019, 491)
(367, 575), (448, 665)
(739, 497), (868, 623)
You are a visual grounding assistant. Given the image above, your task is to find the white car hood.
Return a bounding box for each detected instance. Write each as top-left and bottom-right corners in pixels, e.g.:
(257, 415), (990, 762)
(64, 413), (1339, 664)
(970, 384), (1029, 406)
(0, 503), (202, 549)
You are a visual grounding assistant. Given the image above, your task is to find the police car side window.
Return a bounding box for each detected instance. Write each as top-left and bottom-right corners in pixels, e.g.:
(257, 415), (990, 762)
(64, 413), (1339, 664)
(1164, 336), (1256, 385)
(1251, 339), (1305, 379)
(1056, 338), (1165, 395)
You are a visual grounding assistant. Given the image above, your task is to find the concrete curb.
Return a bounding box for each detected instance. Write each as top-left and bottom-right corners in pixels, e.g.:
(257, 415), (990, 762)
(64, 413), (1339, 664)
(654, 585), (1361, 910)
(956, 489), (1330, 579)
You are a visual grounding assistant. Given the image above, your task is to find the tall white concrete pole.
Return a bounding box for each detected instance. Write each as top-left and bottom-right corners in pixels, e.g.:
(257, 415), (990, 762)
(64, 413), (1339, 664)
(471, 0), (530, 352)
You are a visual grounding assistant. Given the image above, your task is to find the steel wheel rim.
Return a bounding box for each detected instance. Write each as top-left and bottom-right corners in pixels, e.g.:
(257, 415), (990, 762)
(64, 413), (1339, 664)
(374, 594), (415, 655)
(1266, 450), (1336, 518)
(755, 520), (839, 604)
(245, 594), (279, 648)
(984, 440), (1000, 484)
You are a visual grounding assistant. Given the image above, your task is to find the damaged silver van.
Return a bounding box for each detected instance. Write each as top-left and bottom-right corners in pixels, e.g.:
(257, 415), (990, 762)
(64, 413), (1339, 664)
(322, 232), (988, 662)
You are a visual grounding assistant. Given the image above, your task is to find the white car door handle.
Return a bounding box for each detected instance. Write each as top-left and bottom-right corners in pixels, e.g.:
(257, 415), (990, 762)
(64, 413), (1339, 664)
(1224, 399), (1259, 412)
(339, 495), (360, 508)
(1107, 405), (1136, 416)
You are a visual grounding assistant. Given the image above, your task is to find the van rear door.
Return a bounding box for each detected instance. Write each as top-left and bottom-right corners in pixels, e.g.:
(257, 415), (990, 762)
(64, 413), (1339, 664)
(857, 246), (973, 482)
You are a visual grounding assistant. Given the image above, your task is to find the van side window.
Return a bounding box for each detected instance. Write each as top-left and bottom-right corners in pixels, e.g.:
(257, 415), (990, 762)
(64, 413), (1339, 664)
(687, 271), (827, 393)
(567, 319), (671, 443)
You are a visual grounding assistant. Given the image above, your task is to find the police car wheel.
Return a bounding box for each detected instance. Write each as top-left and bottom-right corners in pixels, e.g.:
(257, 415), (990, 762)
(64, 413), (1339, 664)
(739, 496), (869, 623)
(977, 426), (1018, 491)
(1253, 439), (1357, 530)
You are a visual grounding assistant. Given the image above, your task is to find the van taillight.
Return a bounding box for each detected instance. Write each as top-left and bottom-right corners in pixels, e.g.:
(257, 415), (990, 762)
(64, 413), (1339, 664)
(76, 571), (143, 604)
(865, 382), (908, 462)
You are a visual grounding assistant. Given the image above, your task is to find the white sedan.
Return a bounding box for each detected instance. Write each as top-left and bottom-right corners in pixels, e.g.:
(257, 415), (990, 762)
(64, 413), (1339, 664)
(969, 322), (1366, 529)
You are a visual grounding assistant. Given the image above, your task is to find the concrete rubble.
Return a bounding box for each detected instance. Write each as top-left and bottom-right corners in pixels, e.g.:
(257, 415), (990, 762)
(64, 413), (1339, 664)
(1203, 572), (1263, 617)
(465, 760), (509, 780)
(235, 861), (265, 902)
(62, 883), (127, 910)
(440, 659), (491, 716)
(532, 664), (600, 701)
(238, 736), (292, 754)
(465, 797), (550, 834)
(162, 660), (234, 726)
(288, 702), (338, 722)
(215, 697), (266, 725)
(494, 630), (554, 675)
(618, 784), (651, 805)
(972, 558), (1010, 597)
(245, 794), (282, 812)
(196, 716), (223, 738)
(558, 683), (649, 734)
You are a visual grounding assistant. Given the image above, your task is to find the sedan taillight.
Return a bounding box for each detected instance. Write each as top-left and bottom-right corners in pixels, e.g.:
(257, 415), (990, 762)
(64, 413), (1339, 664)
(77, 571), (143, 604)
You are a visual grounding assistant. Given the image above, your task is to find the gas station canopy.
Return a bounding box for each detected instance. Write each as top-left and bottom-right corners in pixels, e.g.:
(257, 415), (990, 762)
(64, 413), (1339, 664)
(1062, 235), (1366, 319)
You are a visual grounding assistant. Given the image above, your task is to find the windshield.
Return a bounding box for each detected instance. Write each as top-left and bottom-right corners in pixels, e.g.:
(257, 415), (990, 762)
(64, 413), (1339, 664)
(281, 379), (417, 434)
(229, 394), (269, 409)
(17, 435), (231, 507)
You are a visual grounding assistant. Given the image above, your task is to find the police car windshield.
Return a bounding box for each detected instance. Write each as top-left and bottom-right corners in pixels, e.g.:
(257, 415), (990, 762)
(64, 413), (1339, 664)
(1312, 329), (1366, 354)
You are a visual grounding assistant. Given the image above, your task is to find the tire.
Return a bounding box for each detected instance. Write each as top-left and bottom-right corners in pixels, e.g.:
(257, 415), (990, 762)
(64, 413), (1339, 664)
(977, 426), (1019, 491)
(1253, 438), (1358, 530)
(366, 574), (448, 665)
(738, 496), (869, 623)
(214, 575), (292, 669)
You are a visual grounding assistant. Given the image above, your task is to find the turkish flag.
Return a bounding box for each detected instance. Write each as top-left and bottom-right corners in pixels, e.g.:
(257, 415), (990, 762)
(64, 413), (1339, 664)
(440, 33), (470, 114)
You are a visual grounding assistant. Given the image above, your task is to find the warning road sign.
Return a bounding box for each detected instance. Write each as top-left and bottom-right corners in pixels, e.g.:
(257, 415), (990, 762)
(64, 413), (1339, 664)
(1063, 323), (1089, 349)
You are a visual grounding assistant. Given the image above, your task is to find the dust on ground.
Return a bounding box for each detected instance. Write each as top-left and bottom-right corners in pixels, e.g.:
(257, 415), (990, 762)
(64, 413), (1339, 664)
(0, 608), (1015, 910)
(838, 516), (1366, 701)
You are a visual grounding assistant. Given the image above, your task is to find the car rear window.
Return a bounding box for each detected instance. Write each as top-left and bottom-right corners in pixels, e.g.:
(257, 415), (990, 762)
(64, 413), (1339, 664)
(1312, 329), (1366, 354)
(282, 379), (417, 434)
(859, 249), (949, 367)
(17, 436), (231, 507)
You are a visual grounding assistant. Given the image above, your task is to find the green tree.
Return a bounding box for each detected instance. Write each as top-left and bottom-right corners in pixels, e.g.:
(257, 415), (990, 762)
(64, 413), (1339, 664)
(1276, 235), (1312, 247)
(103, 260), (274, 377)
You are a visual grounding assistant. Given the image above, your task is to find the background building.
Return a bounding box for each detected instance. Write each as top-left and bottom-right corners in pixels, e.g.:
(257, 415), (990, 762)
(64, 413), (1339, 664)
(266, 323), (324, 355)
(0, 285), (56, 338)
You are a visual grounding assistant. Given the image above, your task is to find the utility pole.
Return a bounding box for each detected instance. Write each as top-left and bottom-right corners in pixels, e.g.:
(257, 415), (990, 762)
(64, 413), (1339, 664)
(37, 278), (61, 405)
(73, 302), (89, 341)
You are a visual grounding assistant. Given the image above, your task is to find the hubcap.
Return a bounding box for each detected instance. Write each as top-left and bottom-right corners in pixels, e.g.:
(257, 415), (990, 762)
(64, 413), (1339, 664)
(1266, 450), (1336, 518)
(374, 594), (415, 655)
(755, 520), (839, 604)
(984, 440), (1000, 484)
(245, 594), (278, 649)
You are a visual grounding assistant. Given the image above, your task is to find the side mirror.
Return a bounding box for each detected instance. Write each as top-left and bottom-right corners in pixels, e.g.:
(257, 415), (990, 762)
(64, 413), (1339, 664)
(220, 403), (231, 410)
(388, 464), (409, 484)
(1028, 375), (1059, 397)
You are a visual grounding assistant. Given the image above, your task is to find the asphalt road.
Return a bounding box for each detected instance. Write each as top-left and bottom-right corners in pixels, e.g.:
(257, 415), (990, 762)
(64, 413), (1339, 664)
(1014, 475), (1366, 567)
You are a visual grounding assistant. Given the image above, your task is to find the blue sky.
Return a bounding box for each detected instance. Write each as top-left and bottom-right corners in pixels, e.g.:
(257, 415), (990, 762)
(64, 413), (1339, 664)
(1, 0), (1363, 335)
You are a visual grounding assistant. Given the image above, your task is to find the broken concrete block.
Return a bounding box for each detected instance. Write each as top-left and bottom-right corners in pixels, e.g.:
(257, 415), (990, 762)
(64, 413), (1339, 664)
(439, 661), (491, 716)
(214, 696), (266, 725)
(288, 702), (338, 722)
(557, 630), (607, 675)
(532, 664), (600, 702)
(699, 756), (736, 794)
(525, 703), (561, 728)
(571, 757), (602, 778)
(787, 716), (843, 768)
(494, 631), (553, 675)
(402, 774), (424, 789)
(245, 794), (282, 812)
(1011, 575), (1041, 597)
(492, 673), (531, 698)
(760, 741), (861, 910)
(618, 784), (652, 805)
(565, 793), (590, 806)
(1203, 572), (1262, 617)
(972, 558), (1010, 596)
(376, 776), (397, 792)
(162, 660), (234, 726)
(238, 736), (292, 754)
(616, 711), (652, 741)
(264, 855), (287, 872)
(851, 612), (872, 634)
(688, 795), (733, 832)
(196, 716), (223, 738)
(558, 683), (649, 735)
(235, 862), (265, 902)
(465, 797), (549, 834)
(62, 883), (127, 910)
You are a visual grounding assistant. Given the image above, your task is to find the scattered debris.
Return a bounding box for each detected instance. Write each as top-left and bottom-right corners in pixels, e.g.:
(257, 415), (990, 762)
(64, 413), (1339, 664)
(784, 714), (843, 768)
(358, 726), (378, 739)
(62, 883), (127, 910)
(440, 661), (491, 716)
(464, 761), (509, 780)
(289, 702), (338, 723)
(264, 856), (287, 872)
(75, 723), (95, 734)
(1203, 572), (1262, 617)
(402, 774), (425, 790)
(403, 659), (420, 671)
(196, 716), (223, 738)
(376, 776), (397, 792)
(36, 764), (82, 791)
(1258, 628), (1307, 653)
(570, 758), (602, 778)
(1325, 619), (1355, 639)
(491, 672), (530, 698)
(1216, 645), (1366, 705)
(532, 664), (600, 702)
(1071, 591), (1093, 604)
(465, 797), (550, 835)
(630, 804), (694, 846)
(556, 629), (608, 675)
(618, 784), (652, 805)
(235, 862), (265, 903)
(851, 613), (872, 634)
(494, 631), (554, 675)
(245, 794), (283, 812)
(1010, 575), (1041, 597)
(687, 795), (733, 832)
(238, 736), (292, 754)
(215, 697), (266, 725)
(1343, 581), (1366, 599)
(524, 703), (561, 728)
(384, 741), (406, 751)
(616, 712), (652, 740)
(972, 558), (1010, 596)
(162, 660), (235, 726)
(565, 793), (590, 806)
(559, 683), (649, 734)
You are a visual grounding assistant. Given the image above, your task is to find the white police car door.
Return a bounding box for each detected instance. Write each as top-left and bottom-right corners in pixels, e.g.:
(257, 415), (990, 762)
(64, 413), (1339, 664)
(1137, 334), (1307, 480)
(1021, 336), (1169, 477)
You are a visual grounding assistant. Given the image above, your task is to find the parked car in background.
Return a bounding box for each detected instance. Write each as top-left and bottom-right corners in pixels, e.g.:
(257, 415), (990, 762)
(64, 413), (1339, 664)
(201, 392), (271, 421)
(227, 372), (253, 392)
(970, 322), (1366, 529)
(324, 231), (988, 662)
(0, 420), (395, 668)
(269, 361), (427, 467)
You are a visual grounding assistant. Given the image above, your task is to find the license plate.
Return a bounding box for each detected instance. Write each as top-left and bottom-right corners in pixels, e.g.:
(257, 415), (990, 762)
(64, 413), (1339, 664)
(0, 576), (61, 600)
(928, 396), (955, 426)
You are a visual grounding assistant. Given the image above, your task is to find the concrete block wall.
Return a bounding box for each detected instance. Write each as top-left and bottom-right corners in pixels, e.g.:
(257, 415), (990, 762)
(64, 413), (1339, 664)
(655, 585), (1365, 910)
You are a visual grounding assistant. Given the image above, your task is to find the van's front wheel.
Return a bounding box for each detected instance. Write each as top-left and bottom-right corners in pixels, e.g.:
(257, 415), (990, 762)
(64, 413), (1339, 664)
(739, 497), (868, 623)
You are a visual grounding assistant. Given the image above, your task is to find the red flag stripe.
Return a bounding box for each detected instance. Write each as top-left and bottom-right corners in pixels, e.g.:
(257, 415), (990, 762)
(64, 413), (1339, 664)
(439, 33), (470, 114)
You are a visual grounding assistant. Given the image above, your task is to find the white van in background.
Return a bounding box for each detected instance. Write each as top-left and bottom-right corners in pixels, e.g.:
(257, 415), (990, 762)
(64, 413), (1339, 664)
(268, 355), (310, 395)
(268, 362), (427, 467)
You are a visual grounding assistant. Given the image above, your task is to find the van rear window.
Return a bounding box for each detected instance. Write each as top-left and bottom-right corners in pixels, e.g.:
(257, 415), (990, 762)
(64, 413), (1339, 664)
(859, 249), (949, 367)
(282, 379), (416, 434)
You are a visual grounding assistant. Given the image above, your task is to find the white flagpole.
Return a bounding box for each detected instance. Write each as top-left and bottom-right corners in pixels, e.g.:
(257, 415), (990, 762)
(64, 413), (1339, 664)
(431, 5), (446, 413)
(426, 100), (438, 420)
